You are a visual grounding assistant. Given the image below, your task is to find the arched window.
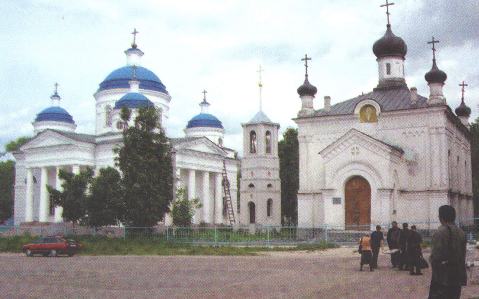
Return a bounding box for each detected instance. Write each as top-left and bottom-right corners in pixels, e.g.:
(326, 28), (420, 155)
(250, 131), (257, 153)
(248, 202), (256, 224)
(359, 105), (378, 123)
(386, 63), (391, 75)
(265, 131), (272, 154)
(218, 137), (223, 147)
(116, 121), (123, 130)
(105, 105), (112, 127)
(267, 199), (273, 217)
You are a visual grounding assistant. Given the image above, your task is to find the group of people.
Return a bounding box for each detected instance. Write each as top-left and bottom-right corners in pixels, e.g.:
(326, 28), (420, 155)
(358, 222), (423, 274)
(357, 205), (468, 299)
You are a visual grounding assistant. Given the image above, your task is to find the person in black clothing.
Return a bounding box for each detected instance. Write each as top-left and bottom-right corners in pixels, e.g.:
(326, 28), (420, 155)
(387, 221), (401, 268)
(428, 205), (467, 299)
(398, 222), (410, 270)
(370, 225), (384, 269)
(407, 225), (423, 275)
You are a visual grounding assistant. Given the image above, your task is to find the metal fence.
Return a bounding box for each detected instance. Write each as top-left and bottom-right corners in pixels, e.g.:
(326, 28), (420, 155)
(1, 220), (478, 246)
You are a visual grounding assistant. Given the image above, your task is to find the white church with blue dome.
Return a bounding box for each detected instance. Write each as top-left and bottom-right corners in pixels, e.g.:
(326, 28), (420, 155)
(12, 33), (240, 226)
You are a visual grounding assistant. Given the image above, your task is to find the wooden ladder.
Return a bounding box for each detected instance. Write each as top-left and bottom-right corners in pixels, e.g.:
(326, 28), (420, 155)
(222, 160), (236, 225)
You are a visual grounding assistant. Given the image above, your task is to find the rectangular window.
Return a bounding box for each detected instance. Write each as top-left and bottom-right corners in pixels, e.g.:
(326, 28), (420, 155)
(386, 63), (391, 75)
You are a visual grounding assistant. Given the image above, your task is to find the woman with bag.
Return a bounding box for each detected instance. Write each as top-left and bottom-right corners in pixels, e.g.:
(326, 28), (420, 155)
(359, 233), (374, 272)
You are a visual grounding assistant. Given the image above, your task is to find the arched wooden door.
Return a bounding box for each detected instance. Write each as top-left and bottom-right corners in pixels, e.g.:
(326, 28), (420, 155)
(345, 176), (371, 229)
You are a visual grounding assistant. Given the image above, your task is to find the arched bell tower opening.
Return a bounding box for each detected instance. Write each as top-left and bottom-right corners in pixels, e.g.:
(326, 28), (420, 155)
(345, 176), (371, 229)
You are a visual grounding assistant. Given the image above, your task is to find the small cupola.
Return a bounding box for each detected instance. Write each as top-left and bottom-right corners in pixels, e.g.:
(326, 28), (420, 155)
(114, 66), (154, 109)
(33, 83), (76, 134)
(455, 81), (471, 128)
(373, 25), (408, 59)
(297, 54), (317, 116)
(124, 28), (144, 66)
(425, 37), (447, 105)
(373, 1), (408, 89)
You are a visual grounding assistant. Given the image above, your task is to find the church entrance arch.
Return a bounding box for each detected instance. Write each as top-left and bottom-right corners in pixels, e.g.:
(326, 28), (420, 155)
(345, 176), (371, 229)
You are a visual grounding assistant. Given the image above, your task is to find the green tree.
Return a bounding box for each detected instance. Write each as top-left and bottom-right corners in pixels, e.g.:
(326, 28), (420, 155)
(0, 161), (14, 222)
(5, 136), (31, 152)
(47, 168), (93, 224)
(115, 107), (174, 227)
(171, 188), (201, 226)
(86, 167), (124, 227)
(278, 127), (299, 225)
(470, 118), (479, 217)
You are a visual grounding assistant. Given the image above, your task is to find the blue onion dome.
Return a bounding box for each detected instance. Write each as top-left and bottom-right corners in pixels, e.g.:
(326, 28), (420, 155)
(425, 60), (447, 84)
(373, 25), (408, 59)
(114, 92), (154, 109)
(35, 106), (75, 124)
(187, 113), (224, 129)
(99, 66), (168, 94)
(297, 75), (317, 97)
(455, 100), (471, 117)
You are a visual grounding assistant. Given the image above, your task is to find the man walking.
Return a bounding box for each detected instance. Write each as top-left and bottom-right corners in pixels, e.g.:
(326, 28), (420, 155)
(407, 225), (423, 275)
(428, 205), (467, 299)
(398, 222), (410, 271)
(370, 225), (384, 269)
(387, 221), (401, 267)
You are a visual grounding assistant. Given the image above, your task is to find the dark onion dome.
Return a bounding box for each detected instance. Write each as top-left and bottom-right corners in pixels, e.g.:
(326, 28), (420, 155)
(297, 76), (317, 97)
(187, 113), (224, 129)
(35, 106), (75, 124)
(455, 100), (471, 117)
(114, 92), (154, 109)
(425, 60), (447, 84)
(99, 66), (168, 94)
(373, 25), (408, 59)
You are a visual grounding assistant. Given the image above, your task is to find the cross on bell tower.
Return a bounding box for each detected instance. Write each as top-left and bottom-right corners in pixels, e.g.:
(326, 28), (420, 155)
(257, 65), (264, 111)
(380, 0), (395, 26)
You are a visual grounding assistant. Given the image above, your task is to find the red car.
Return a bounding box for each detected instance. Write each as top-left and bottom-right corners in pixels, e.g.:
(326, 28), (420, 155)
(22, 236), (81, 257)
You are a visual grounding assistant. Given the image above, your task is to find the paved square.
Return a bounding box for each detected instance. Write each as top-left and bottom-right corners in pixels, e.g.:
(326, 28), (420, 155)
(1, 248), (478, 298)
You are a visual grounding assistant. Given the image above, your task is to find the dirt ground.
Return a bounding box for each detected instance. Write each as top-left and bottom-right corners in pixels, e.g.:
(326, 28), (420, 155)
(1, 248), (479, 299)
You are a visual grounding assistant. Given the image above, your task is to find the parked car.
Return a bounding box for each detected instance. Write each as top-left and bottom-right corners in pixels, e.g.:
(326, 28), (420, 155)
(22, 236), (81, 257)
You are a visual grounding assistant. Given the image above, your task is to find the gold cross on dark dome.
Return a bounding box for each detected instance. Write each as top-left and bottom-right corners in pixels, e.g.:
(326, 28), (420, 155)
(380, 0), (395, 25)
(301, 54), (312, 75)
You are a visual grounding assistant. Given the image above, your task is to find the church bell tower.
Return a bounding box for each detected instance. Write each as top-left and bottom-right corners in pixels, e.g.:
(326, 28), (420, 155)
(240, 66), (281, 226)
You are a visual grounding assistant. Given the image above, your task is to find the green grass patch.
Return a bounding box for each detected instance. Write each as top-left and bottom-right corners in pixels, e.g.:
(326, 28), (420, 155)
(0, 235), (337, 256)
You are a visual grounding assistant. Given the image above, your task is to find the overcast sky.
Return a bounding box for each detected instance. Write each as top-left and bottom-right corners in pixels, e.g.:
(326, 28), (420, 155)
(1, 0), (478, 154)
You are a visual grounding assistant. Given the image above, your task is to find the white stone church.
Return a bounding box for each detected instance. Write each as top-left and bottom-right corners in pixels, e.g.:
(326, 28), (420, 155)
(12, 38), (242, 226)
(295, 19), (473, 228)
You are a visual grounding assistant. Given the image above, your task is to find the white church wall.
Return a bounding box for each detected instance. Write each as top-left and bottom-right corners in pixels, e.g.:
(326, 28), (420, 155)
(13, 154), (26, 225)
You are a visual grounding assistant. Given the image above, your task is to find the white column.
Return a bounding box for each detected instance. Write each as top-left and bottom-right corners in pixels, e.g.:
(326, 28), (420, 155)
(54, 167), (64, 223)
(39, 167), (49, 222)
(25, 168), (34, 222)
(202, 171), (210, 223)
(215, 173), (223, 224)
(188, 169), (197, 224)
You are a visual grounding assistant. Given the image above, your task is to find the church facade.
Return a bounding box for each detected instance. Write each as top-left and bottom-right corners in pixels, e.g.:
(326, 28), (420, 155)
(295, 21), (473, 229)
(12, 37), (239, 226)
